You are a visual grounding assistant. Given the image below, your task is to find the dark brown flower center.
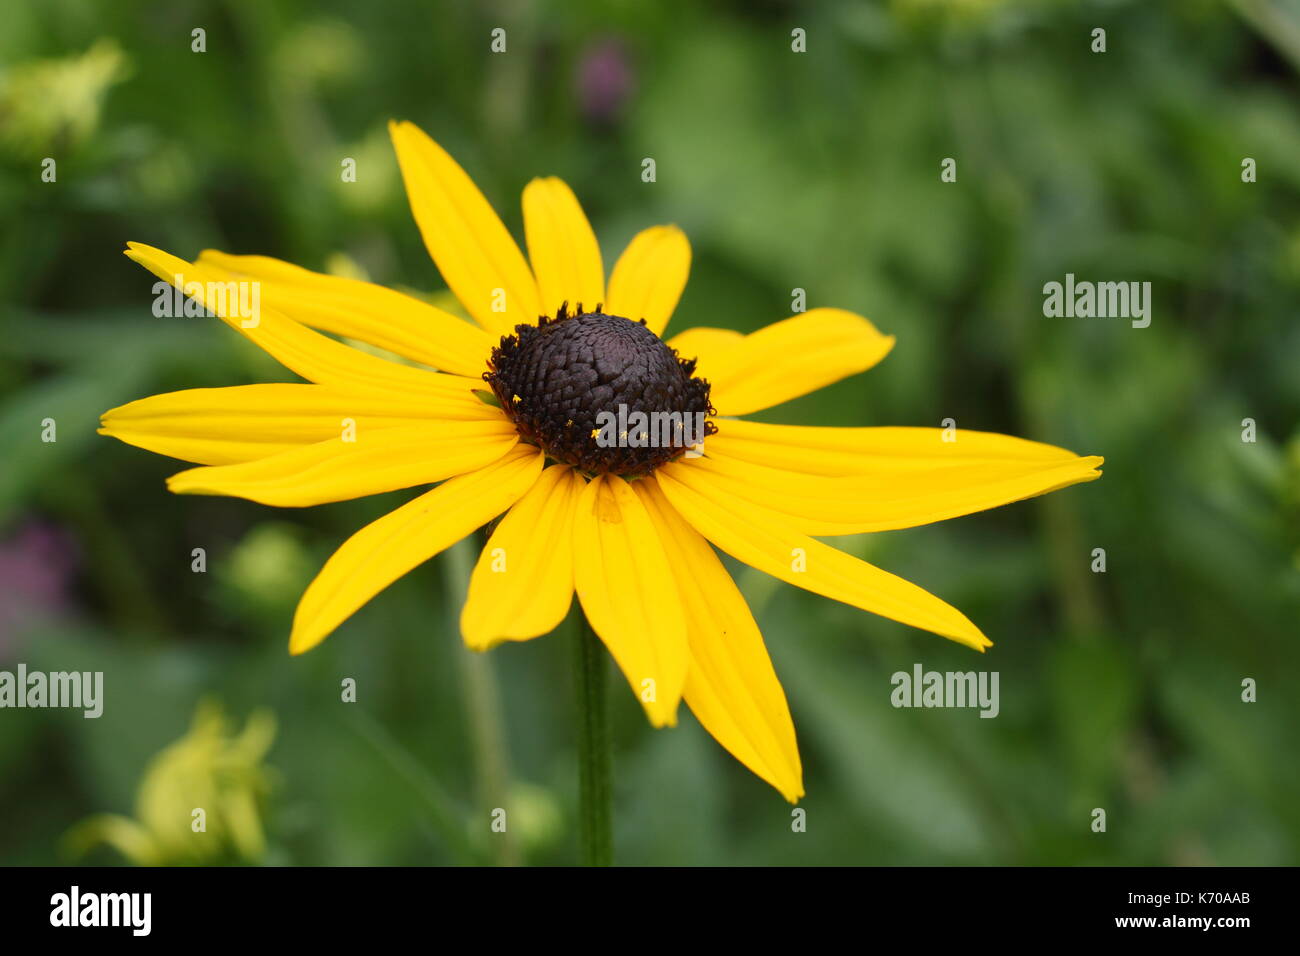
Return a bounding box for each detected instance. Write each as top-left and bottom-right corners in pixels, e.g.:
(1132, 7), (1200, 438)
(484, 304), (716, 476)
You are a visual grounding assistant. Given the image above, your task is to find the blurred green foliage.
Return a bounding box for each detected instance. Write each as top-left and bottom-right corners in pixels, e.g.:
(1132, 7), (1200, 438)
(1, 0), (1297, 865)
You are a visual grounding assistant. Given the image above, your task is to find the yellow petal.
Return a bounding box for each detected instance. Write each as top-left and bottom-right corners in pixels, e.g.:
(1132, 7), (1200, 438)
(700, 309), (895, 416)
(634, 478), (803, 802)
(167, 419), (519, 507)
(605, 225), (690, 337)
(197, 251), (494, 377)
(100, 383), (501, 466)
(572, 475), (690, 727)
(125, 243), (483, 405)
(290, 444), (544, 654)
(460, 464), (585, 650)
(388, 120), (540, 337)
(64, 814), (162, 867)
(656, 463), (991, 652)
(709, 419), (1089, 476)
(682, 444), (1103, 535)
(666, 326), (743, 367)
(522, 177), (605, 317)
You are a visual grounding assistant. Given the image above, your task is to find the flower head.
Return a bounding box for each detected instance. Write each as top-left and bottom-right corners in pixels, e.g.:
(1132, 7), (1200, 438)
(101, 121), (1102, 801)
(485, 303), (716, 476)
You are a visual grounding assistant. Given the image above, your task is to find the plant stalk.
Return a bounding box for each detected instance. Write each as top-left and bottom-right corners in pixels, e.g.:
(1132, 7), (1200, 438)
(573, 616), (612, 866)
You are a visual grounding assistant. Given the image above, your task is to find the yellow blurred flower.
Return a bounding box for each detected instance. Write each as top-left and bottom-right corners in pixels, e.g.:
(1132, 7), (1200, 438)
(0, 38), (129, 157)
(66, 700), (276, 866)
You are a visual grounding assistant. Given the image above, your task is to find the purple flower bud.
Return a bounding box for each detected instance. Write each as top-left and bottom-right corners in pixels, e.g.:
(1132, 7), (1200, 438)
(577, 39), (634, 125)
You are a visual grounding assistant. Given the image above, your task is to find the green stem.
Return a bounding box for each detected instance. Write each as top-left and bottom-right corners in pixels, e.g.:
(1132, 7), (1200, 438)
(445, 537), (519, 866)
(345, 709), (482, 865)
(573, 616), (613, 866)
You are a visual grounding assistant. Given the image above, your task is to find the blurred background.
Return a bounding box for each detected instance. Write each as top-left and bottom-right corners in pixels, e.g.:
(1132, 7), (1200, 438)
(1, 0), (1298, 866)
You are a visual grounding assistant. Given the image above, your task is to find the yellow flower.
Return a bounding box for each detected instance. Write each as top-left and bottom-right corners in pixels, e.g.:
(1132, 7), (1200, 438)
(0, 39), (129, 158)
(66, 700), (276, 865)
(101, 121), (1102, 802)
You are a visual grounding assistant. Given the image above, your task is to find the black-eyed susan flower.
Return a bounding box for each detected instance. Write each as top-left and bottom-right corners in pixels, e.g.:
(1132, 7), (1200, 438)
(101, 121), (1102, 804)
